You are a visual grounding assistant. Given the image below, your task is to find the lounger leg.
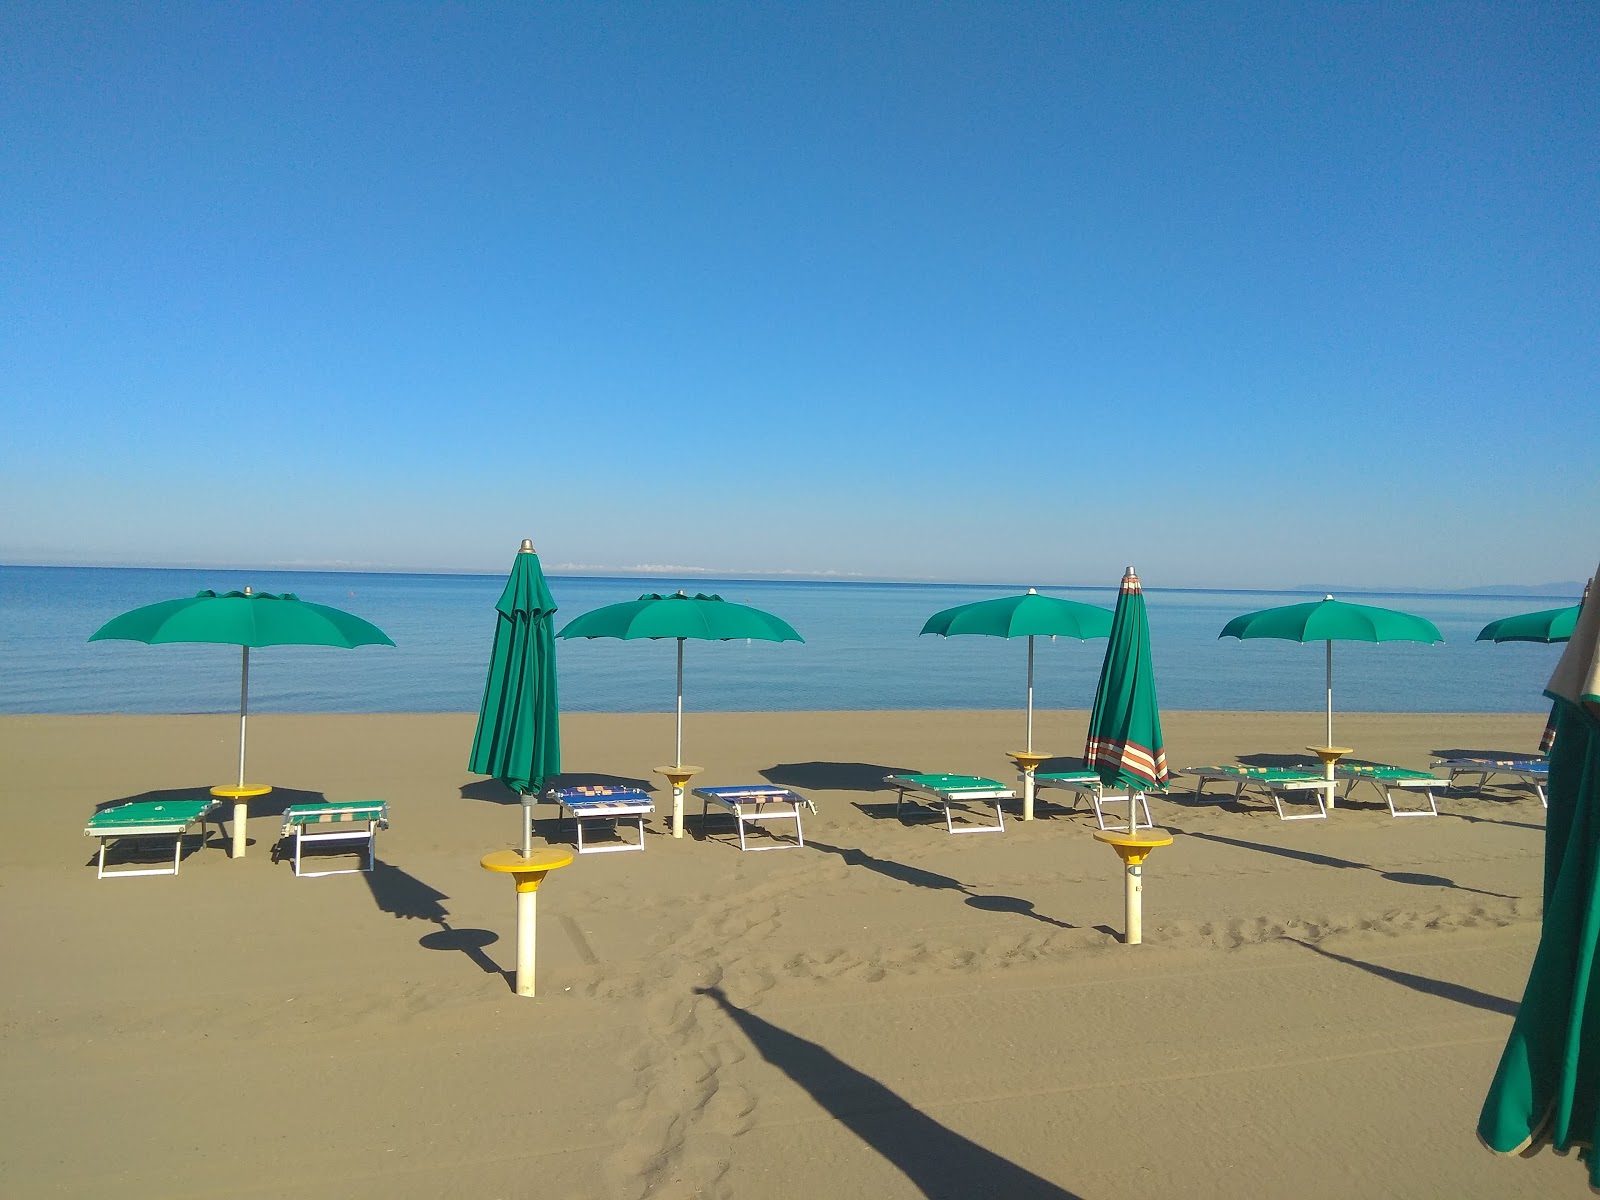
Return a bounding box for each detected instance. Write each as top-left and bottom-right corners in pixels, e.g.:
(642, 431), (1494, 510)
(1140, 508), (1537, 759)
(367, 820), (377, 871)
(575, 816), (586, 854)
(737, 810), (749, 852)
(794, 806), (805, 848)
(97, 839), (107, 880)
(1273, 789), (1327, 821)
(172, 835), (183, 875)
(295, 827), (303, 876)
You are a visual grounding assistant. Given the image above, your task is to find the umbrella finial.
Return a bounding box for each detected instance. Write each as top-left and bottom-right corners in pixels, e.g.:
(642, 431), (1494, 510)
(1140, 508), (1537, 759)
(1026, 587), (1038, 595)
(520, 539), (535, 553)
(244, 586), (253, 596)
(1324, 594), (1335, 601)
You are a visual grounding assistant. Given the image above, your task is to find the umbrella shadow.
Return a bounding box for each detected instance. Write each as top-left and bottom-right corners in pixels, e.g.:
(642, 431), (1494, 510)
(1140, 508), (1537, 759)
(1284, 937), (1517, 1016)
(1431, 748), (1541, 763)
(418, 924), (507, 986)
(1170, 826), (1515, 898)
(764, 762), (918, 793)
(696, 986), (1082, 1199)
(808, 839), (1074, 929)
(548, 770), (656, 792)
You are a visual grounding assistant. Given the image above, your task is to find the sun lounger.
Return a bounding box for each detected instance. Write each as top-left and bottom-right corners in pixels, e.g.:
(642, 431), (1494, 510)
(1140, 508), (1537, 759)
(547, 785), (654, 853)
(278, 801), (389, 876)
(694, 785), (814, 851)
(884, 773), (1014, 834)
(1431, 755), (1548, 808)
(1180, 765), (1330, 821)
(1031, 770), (1155, 832)
(1332, 764), (1440, 818)
(84, 799), (220, 878)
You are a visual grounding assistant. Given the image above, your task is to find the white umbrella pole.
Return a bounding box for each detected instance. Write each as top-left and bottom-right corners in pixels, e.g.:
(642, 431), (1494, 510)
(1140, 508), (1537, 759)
(516, 887), (539, 997)
(1325, 640), (1333, 748)
(1026, 635), (1035, 753)
(232, 646), (250, 858)
(675, 638), (684, 767)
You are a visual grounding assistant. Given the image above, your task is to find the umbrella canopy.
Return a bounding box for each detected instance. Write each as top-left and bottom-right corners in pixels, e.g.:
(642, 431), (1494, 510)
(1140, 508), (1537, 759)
(469, 540), (562, 816)
(1479, 563), (1600, 1185)
(557, 591), (802, 766)
(1219, 595), (1443, 747)
(89, 588), (394, 786)
(1085, 568), (1169, 826)
(920, 588), (1113, 752)
(1477, 606), (1580, 644)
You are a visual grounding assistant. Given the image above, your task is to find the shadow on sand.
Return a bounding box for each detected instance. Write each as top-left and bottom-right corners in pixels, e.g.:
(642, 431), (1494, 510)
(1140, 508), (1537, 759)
(764, 762), (918, 793)
(1169, 826), (1515, 899)
(697, 986), (1082, 1199)
(807, 839), (1074, 929)
(1285, 937), (1518, 1017)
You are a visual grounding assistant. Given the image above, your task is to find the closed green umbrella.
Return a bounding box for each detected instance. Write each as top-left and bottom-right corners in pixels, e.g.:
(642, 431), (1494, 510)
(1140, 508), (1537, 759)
(469, 540), (561, 854)
(89, 587), (394, 856)
(1085, 568), (1169, 832)
(1479, 565), (1600, 1185)
(921, 588), (1113, 753)
(1219, 595), (1443, 749)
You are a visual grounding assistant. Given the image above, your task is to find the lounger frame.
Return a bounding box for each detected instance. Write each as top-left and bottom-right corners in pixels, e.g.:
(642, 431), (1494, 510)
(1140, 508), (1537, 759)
(1183, 767), (1329, 821)
(547, 787), (654, 854)
(694, 785), (810, 851)
(85, 802), (220, 879)
(279, 802), (389, 877)
(1434, 759), (1548, 809)
(1335, 770), (1439, 818)
(1032, 772), (1155, 832)
(885, 775), (1013, 834)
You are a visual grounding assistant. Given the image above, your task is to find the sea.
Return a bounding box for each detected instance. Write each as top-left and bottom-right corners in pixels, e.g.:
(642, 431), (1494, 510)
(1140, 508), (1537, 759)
(0, 565), (1571, 719)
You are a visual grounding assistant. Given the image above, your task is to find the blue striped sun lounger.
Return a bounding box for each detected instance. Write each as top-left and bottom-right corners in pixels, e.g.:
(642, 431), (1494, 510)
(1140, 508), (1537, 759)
(884, 773), (1014, 834)
(279, 801), (390, 877)
(1333, 764), (1440, 818)
(84, 799), (220, 878)
(694, 785), (815, 851)
(1031, 770), (1156, 832)
(1431, 755), (1548, 808)
(547, 785), (655, 854)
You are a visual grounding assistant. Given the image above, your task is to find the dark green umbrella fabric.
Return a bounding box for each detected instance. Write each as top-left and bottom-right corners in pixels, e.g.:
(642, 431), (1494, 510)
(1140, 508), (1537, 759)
(469, 541), (561, 799)
(89, 588), (394, 787)
(1479, 569), (1600, 1185)
(1219, 595), (1443, 747)
(1085, 568), (1168, 793)
(558, 590), (802, 766)
(921, 588), (1113, 753)
(1478, 606), (1581, 644)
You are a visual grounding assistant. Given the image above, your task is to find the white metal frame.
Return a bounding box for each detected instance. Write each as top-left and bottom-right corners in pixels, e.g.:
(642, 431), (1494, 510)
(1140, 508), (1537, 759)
(694, 786), (810, 851)
(1032, 774), (1155, 832)
(280, 804), (388, 877)
(86, 806), (219, 879)
(1184, 767), (1329, 821)
(1336, 772), (1439, 818)
(556, 796), (653, 854)
(1435, 760), (1548, 809)
(886, 775), (1012, 834)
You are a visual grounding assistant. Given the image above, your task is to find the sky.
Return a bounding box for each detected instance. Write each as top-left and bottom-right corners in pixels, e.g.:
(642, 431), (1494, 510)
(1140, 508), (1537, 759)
(2, 3), (1596, 590)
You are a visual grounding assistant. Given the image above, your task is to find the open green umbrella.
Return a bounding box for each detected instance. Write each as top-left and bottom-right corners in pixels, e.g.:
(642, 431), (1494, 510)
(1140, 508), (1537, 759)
(1219, 595), (1443, 748)
(557, 590), (802, 768)
(90, 588), (394, 856)
(1479, 566), (1600, 1186)
(920, 588), (1113, 753)
(1478, 606), (1581, 644)
(1085, 568), (1169, 832)
(469, 540), (561, 854)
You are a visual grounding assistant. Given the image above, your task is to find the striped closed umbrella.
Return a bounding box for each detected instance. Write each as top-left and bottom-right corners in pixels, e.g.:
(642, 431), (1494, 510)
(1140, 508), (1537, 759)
(1085, 568), (1168, 831)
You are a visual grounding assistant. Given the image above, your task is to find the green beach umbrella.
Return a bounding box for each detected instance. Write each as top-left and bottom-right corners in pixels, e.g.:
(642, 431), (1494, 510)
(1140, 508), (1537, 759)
(920, 588), (1114, 753)
(1085, 568), (1169, 831)
(1219, 595), (1443, 748)
(557, 590), (803, 768)
(469, 540), (561, 853)
(1477, 606), (1581, 644)
(1479, 566), (1600, 1185)
(89, 588), (395, 788)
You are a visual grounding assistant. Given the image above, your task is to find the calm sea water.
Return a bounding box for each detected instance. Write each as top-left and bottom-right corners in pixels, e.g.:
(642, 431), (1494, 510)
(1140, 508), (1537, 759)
(0, 565), (1569, 718)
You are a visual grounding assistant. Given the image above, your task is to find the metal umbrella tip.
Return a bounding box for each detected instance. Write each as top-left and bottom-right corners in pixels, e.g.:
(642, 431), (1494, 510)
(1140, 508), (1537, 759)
(1027, 587), (1038, 594)
(520, 539), (535, 553)
(1325, 594), (1335, 601)
(244, 586), (253, 595)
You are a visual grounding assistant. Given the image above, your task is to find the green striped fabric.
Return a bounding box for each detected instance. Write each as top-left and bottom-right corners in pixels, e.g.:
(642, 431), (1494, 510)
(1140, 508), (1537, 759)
(281, 802), (389, 834)
(1335, 764), (1435, 781)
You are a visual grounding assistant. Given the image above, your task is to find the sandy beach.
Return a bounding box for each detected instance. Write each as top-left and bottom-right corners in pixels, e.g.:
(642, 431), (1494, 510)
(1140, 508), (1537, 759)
(0, 708), (1564, 1199)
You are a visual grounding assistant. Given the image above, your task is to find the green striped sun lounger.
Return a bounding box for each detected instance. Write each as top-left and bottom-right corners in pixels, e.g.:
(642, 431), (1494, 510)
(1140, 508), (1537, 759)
(1333, 764), (1440, 818)
(884, 773), (1014, 834)
(1032, 770), (1156, 832)
(84, 799), (220, 878)
(1181, 764), (1330, 821)
(278, 801), (389, 877)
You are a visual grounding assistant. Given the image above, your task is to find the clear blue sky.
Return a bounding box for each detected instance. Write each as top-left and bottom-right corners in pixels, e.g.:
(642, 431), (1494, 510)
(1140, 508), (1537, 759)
(3, 3), (1595, 590)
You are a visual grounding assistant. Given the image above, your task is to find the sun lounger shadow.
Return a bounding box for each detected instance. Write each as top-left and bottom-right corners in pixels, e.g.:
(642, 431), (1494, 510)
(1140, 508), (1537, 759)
(1284, 937), (1517, 1016)
(696, 985), (1082, 1200)
(764, 762), (919, 793)
(1171, 827), (1513, 898)
(364, 858), (452, 922)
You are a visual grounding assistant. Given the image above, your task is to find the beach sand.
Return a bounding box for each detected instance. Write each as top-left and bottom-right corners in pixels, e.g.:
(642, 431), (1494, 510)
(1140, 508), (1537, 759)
(0, 709), (1564, 1199)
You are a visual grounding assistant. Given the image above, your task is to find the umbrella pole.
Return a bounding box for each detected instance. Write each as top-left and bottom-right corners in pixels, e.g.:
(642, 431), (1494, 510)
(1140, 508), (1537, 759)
(673, 638), (686, 839)
(1325, 640), (1336, 810)
(1026, 635), (1035, 754)
(233, 646), (250, 858)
